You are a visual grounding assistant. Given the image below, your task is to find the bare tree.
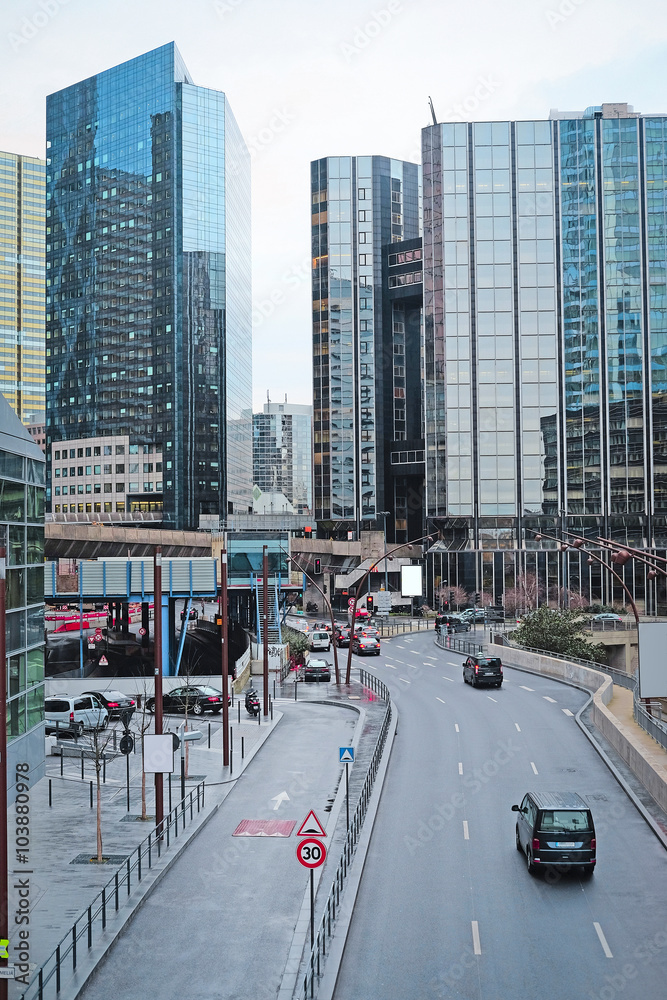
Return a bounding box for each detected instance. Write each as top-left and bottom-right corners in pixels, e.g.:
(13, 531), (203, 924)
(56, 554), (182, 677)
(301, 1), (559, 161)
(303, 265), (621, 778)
(90, 723), (115, 863)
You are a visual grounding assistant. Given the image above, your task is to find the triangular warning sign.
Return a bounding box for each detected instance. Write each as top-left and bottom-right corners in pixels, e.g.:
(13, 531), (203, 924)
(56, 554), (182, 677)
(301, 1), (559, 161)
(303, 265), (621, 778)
(98, 655), (109, 666)
(296, 810), (326, 838)
(340, 748), (354, 763)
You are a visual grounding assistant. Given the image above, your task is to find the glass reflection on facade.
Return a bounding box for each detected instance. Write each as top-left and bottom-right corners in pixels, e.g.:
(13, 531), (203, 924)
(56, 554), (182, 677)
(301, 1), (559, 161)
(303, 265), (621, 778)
(45, 43), (252, 530)
(311, 155), (419, 528)
(253, 401), (313, 513)
(423, 103), (667, 609)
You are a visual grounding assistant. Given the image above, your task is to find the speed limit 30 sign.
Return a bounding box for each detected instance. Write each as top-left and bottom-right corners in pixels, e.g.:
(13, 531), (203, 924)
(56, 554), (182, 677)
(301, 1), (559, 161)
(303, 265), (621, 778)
(296, 838), (327, 869)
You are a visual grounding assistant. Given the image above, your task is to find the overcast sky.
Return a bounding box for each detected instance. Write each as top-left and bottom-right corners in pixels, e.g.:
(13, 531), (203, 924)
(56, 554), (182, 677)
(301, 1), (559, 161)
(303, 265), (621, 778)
(2, 0), (667, 410)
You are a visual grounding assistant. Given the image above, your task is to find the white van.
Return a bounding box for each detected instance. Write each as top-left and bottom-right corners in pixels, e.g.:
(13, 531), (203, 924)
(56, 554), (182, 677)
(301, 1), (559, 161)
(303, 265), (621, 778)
(310, 630), (331, 652)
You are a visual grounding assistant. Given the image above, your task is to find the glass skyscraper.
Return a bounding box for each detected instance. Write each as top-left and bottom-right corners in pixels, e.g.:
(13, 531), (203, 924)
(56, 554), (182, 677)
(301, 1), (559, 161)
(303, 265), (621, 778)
(0, 151), (46, 427)
(45, 43), (252, 530)
(422, 103), (667, 607)
(311, 155), (419, 532)
(252, 400), (313, 513)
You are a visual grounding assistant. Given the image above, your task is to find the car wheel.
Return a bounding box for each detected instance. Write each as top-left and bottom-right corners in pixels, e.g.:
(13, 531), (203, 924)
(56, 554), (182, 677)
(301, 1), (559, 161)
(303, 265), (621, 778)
(146, 698), (155, 714)
(192, 702), (203, 716)
(515, 826), (522, 852)
(99, 716), (108, 730)
(76, 722), (84, 737)
(526, 849), (535, 874)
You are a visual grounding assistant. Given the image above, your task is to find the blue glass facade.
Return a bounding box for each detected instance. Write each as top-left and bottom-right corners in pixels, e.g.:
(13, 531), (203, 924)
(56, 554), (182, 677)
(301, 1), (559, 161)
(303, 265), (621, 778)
(45, 43), (252, 529)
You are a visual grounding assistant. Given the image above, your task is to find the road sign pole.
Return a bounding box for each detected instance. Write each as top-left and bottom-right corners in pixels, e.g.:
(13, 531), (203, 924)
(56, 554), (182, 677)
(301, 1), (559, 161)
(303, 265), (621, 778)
(154, 547), (163, 837)
(126, 753), (130, 813)
(345, 762), (349, 830)
(310, 869), (314, 949)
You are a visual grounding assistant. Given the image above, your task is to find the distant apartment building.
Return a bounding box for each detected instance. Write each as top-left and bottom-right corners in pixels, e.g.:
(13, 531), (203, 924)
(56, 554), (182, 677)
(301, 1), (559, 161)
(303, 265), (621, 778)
(50, 434), (163, 515)
(422, 102), (667, 608)
(311, 155), (420, 536)
(253, 400), (313, 514)
(0, 151), (46, 427)
(45, 42), (252, 529)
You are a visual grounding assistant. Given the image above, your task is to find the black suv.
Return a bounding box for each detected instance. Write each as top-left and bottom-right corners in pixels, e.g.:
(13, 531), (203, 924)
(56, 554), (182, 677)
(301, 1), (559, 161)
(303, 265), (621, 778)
(463, 655), (503, 687)
(512, 791), (596, 875)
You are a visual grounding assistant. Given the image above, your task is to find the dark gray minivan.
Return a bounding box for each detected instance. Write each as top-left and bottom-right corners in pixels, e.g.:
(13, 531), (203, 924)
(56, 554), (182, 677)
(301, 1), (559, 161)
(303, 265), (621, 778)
(512, 791), (596, 875)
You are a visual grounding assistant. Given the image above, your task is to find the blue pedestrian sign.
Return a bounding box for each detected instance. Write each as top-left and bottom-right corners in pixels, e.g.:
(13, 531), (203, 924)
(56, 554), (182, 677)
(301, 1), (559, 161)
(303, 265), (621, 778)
(339, 747), (354, 763)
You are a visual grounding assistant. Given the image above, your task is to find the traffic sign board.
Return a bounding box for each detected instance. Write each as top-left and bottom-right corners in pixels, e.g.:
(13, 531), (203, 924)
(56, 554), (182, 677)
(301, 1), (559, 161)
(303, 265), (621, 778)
(94, 633), (103, 642)
(348, 598), (356, 608)
(296, 838), (327, 869)
(98, 655), (109, 666)
(119, 734), (134, 755)
(339, 747), (354, 763)
(296, 810), (327, 837)
(94, 627), (102, 636)
(138, 627), (147, 636)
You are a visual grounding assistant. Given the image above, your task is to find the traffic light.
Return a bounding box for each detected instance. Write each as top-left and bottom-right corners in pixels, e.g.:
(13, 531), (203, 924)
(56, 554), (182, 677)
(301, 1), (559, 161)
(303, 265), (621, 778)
(367, 595), (374, 612)
(314, 558), (321, 574)
(449, 590), (454, 605)
(474, 592), (481, 605)
(442, 601), (449, 611)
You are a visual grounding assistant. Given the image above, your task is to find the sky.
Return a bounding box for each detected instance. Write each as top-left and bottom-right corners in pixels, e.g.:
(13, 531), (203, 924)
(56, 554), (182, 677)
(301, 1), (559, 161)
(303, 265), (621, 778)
(2, 0), (667, 411)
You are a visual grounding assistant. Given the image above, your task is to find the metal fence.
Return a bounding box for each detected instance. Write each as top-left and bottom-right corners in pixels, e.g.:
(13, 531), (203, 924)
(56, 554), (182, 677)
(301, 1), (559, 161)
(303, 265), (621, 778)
(299, 669), (392, 999)
(20, 781), (207, 1000)
(434, 632), (486, 657)
(372, 618), (433, 637)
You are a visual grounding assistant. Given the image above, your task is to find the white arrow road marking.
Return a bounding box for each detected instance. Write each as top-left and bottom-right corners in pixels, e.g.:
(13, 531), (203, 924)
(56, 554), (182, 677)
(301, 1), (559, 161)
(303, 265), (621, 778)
(514, 723), (521, 732)
(471, 921), (481, 954)
(463, 820), (469, 840)
(543, 696), (557, 703)
(594, 923), (613, 958)
(271, 792), (290, 810)
(562, 708), (574, 716)
(520, 685), (534, 691)
(530, 762), (538, 775)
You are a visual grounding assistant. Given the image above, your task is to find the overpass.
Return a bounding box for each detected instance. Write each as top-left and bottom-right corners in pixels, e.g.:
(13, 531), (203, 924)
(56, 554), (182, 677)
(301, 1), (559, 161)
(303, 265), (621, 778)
(45, 521), (213, 560)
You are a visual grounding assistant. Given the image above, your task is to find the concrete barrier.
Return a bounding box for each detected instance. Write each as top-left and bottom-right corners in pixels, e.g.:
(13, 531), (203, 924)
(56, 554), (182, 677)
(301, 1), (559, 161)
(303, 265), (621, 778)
(487, 641), (667, 815)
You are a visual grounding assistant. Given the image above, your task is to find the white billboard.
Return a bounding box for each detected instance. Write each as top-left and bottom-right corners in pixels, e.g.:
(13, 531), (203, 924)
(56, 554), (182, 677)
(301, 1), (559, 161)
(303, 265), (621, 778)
(401, 565), (422, 597)
(638, 623), (667, 699)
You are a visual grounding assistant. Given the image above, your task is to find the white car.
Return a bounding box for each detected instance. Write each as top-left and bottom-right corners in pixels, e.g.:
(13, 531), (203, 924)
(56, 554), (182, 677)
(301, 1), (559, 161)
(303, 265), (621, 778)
(310, 630), (331, 652)
(45, 694), (109, 737)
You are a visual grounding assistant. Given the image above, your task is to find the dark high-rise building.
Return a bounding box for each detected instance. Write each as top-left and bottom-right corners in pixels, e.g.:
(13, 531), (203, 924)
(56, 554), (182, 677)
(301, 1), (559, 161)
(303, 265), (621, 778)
(422, 103), (667, 609)
(311, 155), (420, 536)
(45, 43), (252, 528)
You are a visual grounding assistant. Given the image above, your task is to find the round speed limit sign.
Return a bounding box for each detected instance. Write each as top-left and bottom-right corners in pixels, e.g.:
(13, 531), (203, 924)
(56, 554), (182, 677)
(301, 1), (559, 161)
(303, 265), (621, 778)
(296, 838), (327, 869)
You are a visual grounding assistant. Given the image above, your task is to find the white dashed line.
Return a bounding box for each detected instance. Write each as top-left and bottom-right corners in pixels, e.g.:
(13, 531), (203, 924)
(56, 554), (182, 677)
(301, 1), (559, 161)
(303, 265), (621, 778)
(562, 708), (574, 716)
(543, 696), (557, 703)
(520, 685), (534, 691)
(594, 923), (613, 958)
(514, 723), (521, 732)
(458, 762), (463, 775)
(487, 696), (498, 703)
(463, 820), (469, 840)
(436, 697), (446, 705)
(399, 678), (410, 684)
(530, 762), (539, 775)
(454, 724), (460, 733)
(425, 656), (437, 661)
(396, 644), (405, 649)
(387, 664), (396, 669)
(442, 676), (454, 683)
(424, 662), (436, 667)
(471, 921), (481, 955)
(409, 650), (420, 655)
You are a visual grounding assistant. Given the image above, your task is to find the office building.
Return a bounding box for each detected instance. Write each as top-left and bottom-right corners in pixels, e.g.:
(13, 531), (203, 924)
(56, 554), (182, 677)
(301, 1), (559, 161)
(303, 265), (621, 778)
(0, 151), (46, 426)
(45, 42), (252, 530)
(422, 103), (667, 608)
(253, 399), (312, 514)
(311, 155), (420, 536)
(0, 391), (46, 790)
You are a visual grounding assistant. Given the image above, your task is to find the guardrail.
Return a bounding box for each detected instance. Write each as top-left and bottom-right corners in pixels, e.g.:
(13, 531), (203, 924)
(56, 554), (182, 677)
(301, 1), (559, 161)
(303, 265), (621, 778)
(373, 617), (433, 637)
(299, 669), (391, 999)
(434, 632), (486, 657)
(19, 781), (206, 1000)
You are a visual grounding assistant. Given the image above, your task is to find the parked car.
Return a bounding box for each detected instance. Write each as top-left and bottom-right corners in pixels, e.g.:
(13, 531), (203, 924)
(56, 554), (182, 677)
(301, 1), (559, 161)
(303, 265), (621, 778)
(351, 634), (381, 656)
(45, 694), (109, 737)
(82, 689), (136, 721)
(445, 617), (471, 634)
(313, 622), (332, 633)
(592, 613), (623, 621)
(310, 629), (331, 652)
(463, 655), (503, 687)
(335, 627), (351, 647)
(146, 685), (229, 716)
(460, 608), (485, 623)
(303, 658), (331, 682)
(512, 791), (596, 875)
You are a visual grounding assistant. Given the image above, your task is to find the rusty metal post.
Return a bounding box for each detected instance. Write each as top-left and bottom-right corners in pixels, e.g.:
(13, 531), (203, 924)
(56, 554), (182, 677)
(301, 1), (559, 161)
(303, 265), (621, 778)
(263, 545), (269, 717)
(154, 548), (164, 835)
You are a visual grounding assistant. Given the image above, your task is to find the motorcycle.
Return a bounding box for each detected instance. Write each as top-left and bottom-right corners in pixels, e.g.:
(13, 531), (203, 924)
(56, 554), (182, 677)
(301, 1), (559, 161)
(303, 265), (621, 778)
(306, 601), (319, 613)
(245, 688), (261, 717)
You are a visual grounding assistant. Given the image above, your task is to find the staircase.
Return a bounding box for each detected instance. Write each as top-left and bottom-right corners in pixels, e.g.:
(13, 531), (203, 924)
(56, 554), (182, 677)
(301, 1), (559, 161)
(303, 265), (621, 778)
(253, 576), (282, 645)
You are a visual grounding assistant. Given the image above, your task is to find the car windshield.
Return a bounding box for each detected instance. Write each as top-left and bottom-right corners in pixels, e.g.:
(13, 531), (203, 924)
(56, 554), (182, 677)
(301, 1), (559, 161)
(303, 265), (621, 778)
(197, 686), (221, 695)
(478, 658), (500, 667)
(539, 810), (590, 832)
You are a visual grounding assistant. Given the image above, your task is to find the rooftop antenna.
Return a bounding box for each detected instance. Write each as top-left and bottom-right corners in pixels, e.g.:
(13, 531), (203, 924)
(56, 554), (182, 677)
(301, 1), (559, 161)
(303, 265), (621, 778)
(428, 96), (438, 127)
(267, 389), (270, 403)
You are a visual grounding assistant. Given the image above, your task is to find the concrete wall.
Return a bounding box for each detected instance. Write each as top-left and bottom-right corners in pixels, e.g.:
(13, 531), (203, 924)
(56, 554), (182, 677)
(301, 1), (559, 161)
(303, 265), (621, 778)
(488, 641), (667, 815)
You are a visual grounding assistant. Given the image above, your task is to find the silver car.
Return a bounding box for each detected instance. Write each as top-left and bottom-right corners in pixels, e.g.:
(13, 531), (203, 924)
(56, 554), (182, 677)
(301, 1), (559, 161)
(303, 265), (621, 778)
(45, 694), (109, 737)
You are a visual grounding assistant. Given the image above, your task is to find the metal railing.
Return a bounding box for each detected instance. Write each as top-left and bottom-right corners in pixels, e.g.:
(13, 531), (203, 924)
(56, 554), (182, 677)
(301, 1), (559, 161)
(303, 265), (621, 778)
(19, 781), (206, 1000)
(299, 669), (392, 999)
(434, 632), (486, 657)
(373, 617), (433, 637)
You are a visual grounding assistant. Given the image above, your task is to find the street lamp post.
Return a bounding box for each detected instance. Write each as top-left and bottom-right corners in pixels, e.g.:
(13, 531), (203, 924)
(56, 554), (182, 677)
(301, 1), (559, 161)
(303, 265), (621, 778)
(376, 511), (390, 594)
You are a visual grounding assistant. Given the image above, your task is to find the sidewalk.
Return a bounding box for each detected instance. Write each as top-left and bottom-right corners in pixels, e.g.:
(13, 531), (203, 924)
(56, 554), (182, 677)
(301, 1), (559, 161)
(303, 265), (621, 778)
(11, 671), (390, 1000)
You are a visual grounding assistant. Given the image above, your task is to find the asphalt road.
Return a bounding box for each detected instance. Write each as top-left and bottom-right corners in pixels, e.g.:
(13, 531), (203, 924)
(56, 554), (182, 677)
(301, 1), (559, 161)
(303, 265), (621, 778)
(335, 630), (667, 1000)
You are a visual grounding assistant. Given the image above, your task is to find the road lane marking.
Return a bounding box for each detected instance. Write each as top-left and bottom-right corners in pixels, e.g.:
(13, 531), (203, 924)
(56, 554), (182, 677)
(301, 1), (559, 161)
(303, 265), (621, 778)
(458, 762), (463, 775)
(367, 663), (376, 669)
(520, 685), (534, 691)
(387, 664), (396, 669)
(409, 650), (420, 655)
(530, 762), (538, 775)
(562, 708), (574, 716)
(455, 724), (460, 733)
(463, 821), (469, 840)
(436, 697), (446, 705)
(594, 923), (613, 958)
(396, 644), (405, 648)
(425, 656), (437, 660)
(543, 696), (557, 703)
(514, 723), (521, 732)
(424, 662), (436, 667)
(399, 677), (410, 684)
(487, 696), (498, 703)
(471, 921), (481, 955)
(442, 676), (454, 683)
